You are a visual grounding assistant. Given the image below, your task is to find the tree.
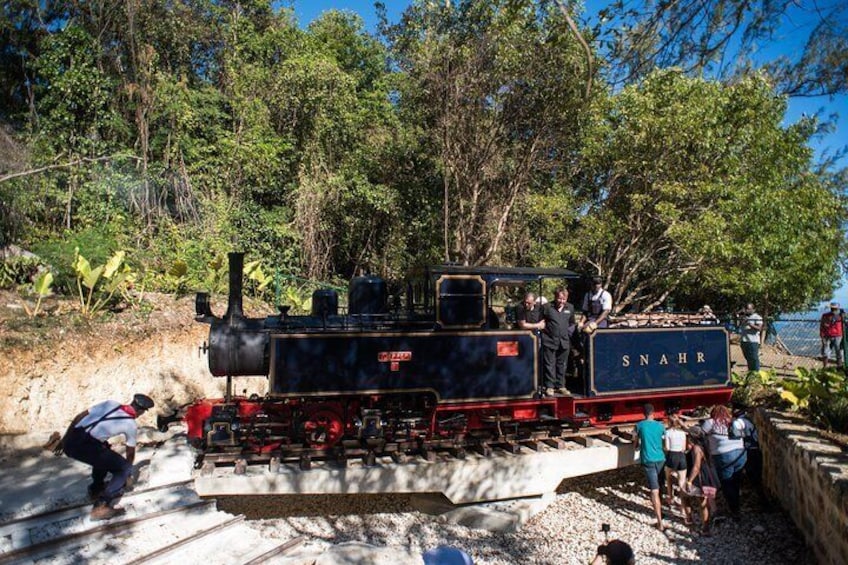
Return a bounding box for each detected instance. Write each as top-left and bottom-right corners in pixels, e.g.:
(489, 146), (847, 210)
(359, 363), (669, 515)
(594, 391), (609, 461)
(557, 70), (845, 314)
(384, 0), (594, 266)
(594, 0), (848, 97)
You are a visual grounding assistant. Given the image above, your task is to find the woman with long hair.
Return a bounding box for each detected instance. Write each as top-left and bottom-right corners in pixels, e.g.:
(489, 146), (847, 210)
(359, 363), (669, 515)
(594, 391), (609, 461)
(684, 427), (719, 535)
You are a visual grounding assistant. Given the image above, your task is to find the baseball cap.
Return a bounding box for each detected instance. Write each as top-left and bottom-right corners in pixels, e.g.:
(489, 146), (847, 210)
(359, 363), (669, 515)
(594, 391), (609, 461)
(133, 394), (155, 410)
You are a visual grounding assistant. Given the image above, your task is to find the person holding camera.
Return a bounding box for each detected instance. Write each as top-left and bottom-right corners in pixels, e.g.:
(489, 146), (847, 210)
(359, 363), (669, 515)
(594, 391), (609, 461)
(591, 538), (635, 565)
(738, 303), (763, 372)
(820, 301), (844, 369)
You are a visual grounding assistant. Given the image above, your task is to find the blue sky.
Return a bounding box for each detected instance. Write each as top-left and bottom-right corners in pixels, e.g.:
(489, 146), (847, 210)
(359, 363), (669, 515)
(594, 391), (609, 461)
(286, 0), (848, 309)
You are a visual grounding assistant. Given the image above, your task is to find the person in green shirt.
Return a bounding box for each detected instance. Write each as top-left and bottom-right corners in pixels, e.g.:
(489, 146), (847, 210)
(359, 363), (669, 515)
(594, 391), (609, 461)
(634, 403), (666, 532)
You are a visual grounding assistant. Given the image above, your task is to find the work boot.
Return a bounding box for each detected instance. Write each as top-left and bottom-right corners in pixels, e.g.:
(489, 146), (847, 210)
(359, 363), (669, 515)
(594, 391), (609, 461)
(87, 484), (104, 501)
(555, 387), (570, 395)
(90, 504), (126, 521)
(544, 388), (555, 397)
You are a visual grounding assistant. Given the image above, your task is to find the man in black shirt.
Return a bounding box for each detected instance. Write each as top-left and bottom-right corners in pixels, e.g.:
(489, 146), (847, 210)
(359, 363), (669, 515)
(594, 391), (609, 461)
(515, 292), (544, 330)
(541, 287), (574, 396)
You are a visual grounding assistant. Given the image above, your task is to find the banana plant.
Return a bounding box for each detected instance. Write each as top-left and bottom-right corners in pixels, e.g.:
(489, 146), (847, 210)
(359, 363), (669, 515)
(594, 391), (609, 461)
(73, 248), (132, 317)
(244, 260), (273, 295)
(22, 270), (54, 318)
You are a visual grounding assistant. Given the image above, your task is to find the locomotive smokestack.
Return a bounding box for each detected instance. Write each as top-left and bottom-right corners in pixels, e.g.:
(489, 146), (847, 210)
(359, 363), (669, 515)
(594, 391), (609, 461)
(224, 252), (245, 322)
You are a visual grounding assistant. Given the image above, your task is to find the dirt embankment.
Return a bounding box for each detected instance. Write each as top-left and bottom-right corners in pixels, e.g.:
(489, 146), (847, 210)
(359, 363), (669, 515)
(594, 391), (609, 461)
(0, 291), (268, 437)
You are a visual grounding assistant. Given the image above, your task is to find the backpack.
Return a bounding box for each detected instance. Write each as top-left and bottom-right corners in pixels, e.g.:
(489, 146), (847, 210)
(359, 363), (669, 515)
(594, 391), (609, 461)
(728, 416), (758, 448)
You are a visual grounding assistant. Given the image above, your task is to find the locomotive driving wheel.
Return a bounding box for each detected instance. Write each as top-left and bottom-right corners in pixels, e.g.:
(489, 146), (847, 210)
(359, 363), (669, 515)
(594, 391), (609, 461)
(301, 405), (345, 449)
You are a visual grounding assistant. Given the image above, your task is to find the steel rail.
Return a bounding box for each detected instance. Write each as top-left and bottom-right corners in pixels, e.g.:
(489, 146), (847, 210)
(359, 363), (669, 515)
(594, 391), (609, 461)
(125, 514), (246, 565)
(241, 535), (307, 565)
(0, 500), (214, 565)
(0, 479), (194, 529)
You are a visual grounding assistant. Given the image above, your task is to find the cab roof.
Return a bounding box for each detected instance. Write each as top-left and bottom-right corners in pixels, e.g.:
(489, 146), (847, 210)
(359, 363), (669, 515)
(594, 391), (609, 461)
(425, 264), (581, 285)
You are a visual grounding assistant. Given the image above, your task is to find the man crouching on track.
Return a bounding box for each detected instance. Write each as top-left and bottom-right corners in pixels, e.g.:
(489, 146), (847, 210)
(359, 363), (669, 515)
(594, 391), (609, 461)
(61, 394), (154, 521)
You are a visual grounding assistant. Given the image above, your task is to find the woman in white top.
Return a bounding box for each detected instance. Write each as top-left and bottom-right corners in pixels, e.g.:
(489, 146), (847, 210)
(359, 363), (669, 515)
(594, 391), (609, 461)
(663, 415), (688, 512)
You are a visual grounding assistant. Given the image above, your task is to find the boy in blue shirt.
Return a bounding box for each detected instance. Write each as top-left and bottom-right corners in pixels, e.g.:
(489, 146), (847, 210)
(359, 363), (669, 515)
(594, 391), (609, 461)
(635, 403), (666, 531)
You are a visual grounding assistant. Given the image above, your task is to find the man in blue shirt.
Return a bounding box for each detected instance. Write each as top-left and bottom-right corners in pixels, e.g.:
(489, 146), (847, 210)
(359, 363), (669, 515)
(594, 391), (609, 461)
(635, 403), (666, 532)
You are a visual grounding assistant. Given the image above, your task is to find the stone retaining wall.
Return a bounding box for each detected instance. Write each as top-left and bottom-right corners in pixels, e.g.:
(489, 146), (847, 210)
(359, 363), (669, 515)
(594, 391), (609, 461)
(755, 409), (848, 565)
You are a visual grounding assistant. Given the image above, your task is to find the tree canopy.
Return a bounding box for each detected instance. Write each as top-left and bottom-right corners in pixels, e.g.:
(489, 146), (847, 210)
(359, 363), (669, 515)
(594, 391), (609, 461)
(0, 0), (845, 314)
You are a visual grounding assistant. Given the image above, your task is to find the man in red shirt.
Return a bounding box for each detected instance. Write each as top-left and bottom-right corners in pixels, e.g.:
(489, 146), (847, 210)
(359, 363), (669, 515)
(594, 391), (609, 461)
(820, 302), (844, 369)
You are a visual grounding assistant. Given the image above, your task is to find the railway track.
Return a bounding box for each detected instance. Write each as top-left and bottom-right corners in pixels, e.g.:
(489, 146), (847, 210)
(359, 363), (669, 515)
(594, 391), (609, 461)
(0, 480), (304, 564)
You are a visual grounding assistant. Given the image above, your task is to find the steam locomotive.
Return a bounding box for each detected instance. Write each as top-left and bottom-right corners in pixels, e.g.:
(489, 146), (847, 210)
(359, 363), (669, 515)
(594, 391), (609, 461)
(184, 253), (732, 466)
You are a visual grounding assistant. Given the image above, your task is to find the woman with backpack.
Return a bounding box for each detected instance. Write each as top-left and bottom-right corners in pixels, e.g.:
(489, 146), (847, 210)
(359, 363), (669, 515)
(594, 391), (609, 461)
(701, 405), (747, 516)
(683, 427), (719, 535)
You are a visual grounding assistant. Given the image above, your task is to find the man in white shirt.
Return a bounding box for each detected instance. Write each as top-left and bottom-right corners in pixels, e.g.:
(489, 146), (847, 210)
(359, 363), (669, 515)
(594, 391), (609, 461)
(739, 303), (763, 372)
(581, 276), (613, 333)
(62, 394), (154, 520)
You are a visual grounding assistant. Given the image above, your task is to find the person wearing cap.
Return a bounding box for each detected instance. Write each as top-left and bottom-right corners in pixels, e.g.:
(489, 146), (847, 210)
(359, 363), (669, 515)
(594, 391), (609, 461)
(820, 302), (844, 369)
(698, 305), (718, 325)
(61, 393), (155, 520)
(581, 276), (612, 333)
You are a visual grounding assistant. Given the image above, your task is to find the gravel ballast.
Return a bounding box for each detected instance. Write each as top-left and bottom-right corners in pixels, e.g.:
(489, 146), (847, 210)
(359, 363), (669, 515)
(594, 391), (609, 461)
(220, 466), (813, 564)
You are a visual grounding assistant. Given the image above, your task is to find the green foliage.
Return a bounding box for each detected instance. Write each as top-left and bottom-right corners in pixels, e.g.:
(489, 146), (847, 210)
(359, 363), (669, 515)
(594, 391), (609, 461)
(22, 271), (54, 318)
(72, 248), (135, 318)
(0, 0), (843, 329)
(734, 365), (848, 433)
(0, 256), (46, 289)
(385, 0), (592, 265)
(809, 395), (848, 435)
(567, 70), (845, 313)
(31, 227), (122, 293)
(777, 367), (845, 410)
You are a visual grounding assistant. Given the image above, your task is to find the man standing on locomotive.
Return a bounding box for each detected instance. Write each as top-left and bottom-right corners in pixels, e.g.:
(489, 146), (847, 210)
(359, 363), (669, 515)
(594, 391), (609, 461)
(60, 393), (154, 520)
(540, 287), (574, 396)
(516, 292), (545, 331)
(581, 275), (612, 333)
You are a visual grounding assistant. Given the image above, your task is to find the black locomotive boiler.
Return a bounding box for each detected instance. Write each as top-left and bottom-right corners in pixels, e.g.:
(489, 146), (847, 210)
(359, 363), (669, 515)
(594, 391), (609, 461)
(185, 253), (732, 466)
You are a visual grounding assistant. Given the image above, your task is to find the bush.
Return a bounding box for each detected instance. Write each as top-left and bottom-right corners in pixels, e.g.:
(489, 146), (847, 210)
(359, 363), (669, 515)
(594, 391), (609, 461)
(809, 395), (848, 434)
(0, 256), (46, 289)
(32, 226), (122, 294)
